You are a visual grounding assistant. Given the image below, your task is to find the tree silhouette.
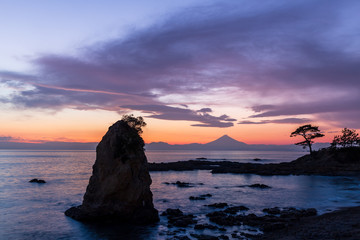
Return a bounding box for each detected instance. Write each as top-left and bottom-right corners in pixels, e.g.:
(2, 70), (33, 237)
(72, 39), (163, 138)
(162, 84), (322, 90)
(290, 124), (324, 154)
(331, 128), (360, 148)
(121, 114), (146, 135)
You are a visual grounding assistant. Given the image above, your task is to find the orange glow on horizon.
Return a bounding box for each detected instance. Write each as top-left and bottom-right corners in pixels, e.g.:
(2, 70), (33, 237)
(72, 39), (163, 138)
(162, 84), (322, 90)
(0, 108), (344, 146)
(142, 120), (337, 145)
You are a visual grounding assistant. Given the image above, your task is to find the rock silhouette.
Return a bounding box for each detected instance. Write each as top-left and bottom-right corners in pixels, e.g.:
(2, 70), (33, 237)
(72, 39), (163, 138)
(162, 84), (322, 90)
(65, 120), (159, 224)
(149, 147), (360, 176)
(29, 178), (46, 183)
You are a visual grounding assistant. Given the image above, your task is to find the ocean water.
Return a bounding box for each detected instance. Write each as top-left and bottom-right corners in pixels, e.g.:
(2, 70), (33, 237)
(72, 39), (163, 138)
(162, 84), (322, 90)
(1, 150), (360, 239)
(146, 150), (306, 163)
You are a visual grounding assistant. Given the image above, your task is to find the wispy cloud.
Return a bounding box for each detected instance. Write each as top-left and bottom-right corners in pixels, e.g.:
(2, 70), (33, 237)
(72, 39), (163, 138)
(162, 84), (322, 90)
(250, 99), (360, 118)
(0, 135), (41, 143)
(122, 104), (236, 128)
(238, 118), (310, 125)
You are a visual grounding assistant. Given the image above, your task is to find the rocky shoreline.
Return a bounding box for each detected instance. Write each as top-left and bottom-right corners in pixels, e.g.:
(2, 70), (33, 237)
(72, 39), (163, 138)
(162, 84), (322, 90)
(160, 205), (318, 239)
(150, 148), (360, 238)
(259, 206), (360, 240)
(159, 203), (360, 239)
(149, 147), (360, 176)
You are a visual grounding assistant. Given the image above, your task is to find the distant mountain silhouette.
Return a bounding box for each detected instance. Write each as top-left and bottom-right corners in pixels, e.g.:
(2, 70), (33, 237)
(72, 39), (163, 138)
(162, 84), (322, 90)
(205, 135), (247, 150)
(146, 135), (329, 151)
(0, 135), (329, 151)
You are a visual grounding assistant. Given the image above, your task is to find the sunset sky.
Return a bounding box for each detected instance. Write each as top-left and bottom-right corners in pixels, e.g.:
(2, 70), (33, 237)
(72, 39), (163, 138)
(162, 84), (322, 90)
(1, 0), (359, 146)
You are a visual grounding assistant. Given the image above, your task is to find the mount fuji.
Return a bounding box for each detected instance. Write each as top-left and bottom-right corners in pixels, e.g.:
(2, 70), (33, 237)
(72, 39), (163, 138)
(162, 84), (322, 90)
(145, 135), (311, 151)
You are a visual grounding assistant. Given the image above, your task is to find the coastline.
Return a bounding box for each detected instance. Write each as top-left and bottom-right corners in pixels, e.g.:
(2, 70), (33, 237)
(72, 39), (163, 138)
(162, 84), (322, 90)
(149, 147), (360, 176)
(148, 147), (360, 238)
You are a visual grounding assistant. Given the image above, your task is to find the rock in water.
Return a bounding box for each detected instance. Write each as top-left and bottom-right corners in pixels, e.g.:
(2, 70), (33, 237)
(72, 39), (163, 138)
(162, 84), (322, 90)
(29, 178), (46, 183)
(65, 120), (159, 224)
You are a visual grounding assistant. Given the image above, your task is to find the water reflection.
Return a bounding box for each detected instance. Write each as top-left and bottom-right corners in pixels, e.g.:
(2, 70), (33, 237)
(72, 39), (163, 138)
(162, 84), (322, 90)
(1, 150), (360, 239)
(80, 221), (160, 240)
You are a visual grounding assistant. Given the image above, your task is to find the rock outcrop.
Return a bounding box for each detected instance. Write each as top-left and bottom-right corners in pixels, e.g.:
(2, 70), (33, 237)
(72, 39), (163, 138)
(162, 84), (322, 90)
(149, 147), (360, 176)
(65, 120), (159, 224)
(29, 178), (46, 183)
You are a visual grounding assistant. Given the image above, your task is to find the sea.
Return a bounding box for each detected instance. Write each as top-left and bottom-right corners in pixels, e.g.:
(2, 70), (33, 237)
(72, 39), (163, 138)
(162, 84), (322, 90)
(1, 149), (360, 239)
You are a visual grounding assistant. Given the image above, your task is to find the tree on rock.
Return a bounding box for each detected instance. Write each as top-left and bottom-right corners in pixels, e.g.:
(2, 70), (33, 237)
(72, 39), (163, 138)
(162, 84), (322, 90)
(121, 114), (146, 134)
(331, 128), (360, 148)
(290, 124), (324, 154)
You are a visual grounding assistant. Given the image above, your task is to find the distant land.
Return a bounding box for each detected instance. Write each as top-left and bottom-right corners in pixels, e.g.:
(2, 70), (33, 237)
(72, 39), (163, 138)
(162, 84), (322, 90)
(0, 135), (329, 151)
(145, 135), (329, 151)
(0, 141), (98, 150)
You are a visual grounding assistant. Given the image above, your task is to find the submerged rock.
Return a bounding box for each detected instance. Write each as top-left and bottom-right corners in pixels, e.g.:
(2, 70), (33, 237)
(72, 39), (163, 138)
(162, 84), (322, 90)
(189, 194), (212, 201)
(29, 178), (46, 183)
(194, 223), (218, 230)
(164, 181), (204, 188)
(161, 208), (183, 217)
(172, 181), (193, 188)
(189, 196), (206, 200)
(206, 202), (228, 208)
(224, 205), (249, 214)
(161, 208), (197, 227)
(263, 207), (281, 215)
(65, 120), (159, 224)
(200, 193), (212, 197)
(249, 183), (271, 189)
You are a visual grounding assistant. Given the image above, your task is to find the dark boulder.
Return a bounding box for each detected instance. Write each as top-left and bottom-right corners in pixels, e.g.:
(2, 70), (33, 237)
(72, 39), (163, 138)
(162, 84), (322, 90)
(263, 207), (281, 215)
(29, 178), (46, 183)
(161, 208), (197, 227)
(168, 214), (197, 227)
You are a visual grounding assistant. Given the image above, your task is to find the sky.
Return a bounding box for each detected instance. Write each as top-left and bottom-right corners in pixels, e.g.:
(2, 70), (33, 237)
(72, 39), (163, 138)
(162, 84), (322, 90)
(1, 0), (359, 146)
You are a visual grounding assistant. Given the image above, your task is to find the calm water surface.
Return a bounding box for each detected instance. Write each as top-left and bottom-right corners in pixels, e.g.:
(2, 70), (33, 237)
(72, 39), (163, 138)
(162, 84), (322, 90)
(146, 150), (305, 163)
(1, 150), (360, 239)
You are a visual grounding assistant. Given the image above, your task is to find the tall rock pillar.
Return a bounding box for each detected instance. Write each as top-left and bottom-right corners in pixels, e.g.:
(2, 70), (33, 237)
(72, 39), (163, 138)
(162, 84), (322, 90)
(65, 120), (159, 224)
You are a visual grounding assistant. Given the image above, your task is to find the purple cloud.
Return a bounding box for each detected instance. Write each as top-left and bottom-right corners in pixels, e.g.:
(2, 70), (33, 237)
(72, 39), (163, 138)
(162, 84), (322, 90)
(121, 104), (236, 128)
(250, 98), (360, 118)
(197, 108), (212, 113)
(0, 0), (359, 128)
(248, 97), (360, 128)
(318, 111), (360, 129)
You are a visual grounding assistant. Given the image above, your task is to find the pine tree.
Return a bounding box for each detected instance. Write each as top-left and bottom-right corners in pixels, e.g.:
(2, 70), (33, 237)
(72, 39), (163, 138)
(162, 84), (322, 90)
(290, 124), (324, 154)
